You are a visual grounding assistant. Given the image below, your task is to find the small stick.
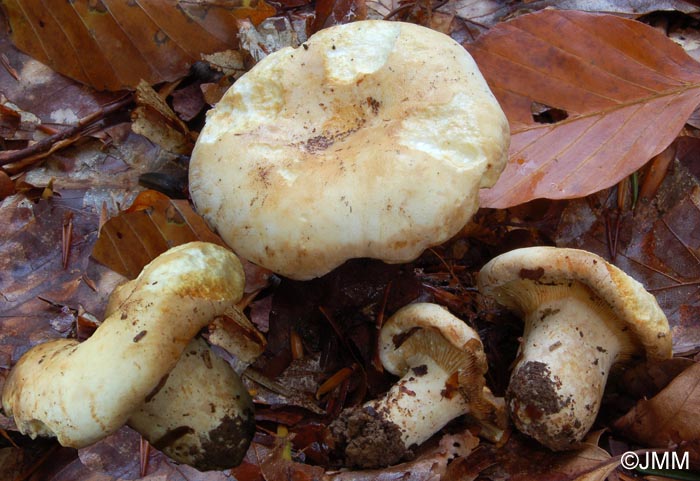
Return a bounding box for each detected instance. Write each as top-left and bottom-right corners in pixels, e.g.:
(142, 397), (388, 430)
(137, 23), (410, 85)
(1, 53), (19, 81)
(316, 365), (355, 400)
(0, 95), (133, 168)
(140, 437), (151, 477)
(62, 211), (74, 269)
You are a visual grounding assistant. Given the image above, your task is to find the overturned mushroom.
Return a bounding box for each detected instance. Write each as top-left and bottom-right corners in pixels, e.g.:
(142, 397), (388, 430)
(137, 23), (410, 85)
(477, 247), (672, 450)
(189, 20), (510, 280)
(2, 242), (255, 471)
(108, 275), (266, 375)
(331, 303), (506, 468)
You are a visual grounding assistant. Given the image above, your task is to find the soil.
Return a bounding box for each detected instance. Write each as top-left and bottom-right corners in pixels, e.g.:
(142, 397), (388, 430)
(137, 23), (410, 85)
(329, 405), (410, 468)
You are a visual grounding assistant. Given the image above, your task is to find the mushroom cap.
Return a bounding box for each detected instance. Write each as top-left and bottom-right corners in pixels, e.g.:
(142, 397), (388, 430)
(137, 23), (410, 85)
(379, 303), (486, 377)
(477, 246), (672, 360)
(189, 20), (510, 280)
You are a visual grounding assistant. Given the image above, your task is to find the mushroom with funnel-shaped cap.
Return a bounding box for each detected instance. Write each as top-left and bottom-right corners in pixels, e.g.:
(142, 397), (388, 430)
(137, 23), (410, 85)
(189, 19), (510, 280)
(330, 303), (507, 468)
(2, 242), (256, 471)
(477, 246), (672, 451)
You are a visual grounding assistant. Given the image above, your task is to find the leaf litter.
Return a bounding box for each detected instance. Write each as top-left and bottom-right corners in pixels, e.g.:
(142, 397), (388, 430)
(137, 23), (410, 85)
(2, 2), (700, 480)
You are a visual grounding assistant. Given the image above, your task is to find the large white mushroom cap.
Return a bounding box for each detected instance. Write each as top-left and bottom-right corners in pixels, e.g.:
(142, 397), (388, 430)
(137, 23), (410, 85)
(189, 20), (510, 280)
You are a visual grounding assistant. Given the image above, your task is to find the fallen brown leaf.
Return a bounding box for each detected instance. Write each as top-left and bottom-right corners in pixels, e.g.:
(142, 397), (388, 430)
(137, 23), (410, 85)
(91, 189), (226, 279)
(131, 80), (193, 154)
(471, 9), (700, 208)
(1, 0), (276, 91)
(92, 189), (272, 291)
(434, 0), (700, 40)
(469, 430), (620, 481)
(0, 192), (124, 379)
(614, 361), (700, 468)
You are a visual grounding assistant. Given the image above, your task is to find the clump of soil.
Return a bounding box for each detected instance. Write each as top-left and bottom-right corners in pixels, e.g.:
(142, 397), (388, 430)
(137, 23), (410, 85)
(329, 405), (410, 468)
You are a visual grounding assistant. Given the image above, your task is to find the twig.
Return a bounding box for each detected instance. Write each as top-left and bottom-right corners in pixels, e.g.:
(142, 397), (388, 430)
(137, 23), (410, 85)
(372, 281), (392, 372)
(62, 212), (74, 270)
(1, 53), (19, 81)
(0, 428), (19, 448)
(0, 94), (134, 169)
(140, 437), (151, 477)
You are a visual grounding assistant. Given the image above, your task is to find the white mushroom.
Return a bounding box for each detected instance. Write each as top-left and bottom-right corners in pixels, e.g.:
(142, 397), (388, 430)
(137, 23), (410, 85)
(2, 242), (255, 471)
(477, 247), (672, 450)
(189, 19), (510, 280)
(331, 303), (506, 468)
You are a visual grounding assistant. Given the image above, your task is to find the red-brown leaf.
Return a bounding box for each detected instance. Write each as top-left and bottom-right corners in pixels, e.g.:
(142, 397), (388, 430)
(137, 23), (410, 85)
(614, 361), (700, 467)
(91, 189), (226, 279)
(471, 10), (700, 208)
(1, 0), (277, 91)
(92, 190), (272, 291)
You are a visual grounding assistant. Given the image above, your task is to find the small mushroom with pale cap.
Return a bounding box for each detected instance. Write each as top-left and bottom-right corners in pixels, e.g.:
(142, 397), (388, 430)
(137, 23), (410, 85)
(477, 246), (672, 451)
(2, 242), (256, 471)
(330, 303), (507, 468)
(189, 19), (510, 280)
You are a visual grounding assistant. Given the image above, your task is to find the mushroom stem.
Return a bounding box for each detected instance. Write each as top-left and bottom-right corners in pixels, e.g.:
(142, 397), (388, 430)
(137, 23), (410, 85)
(478, 246), (672, 451)
(367, 354), (470, 449)
(128, 337), (254, 471)
(331, 355), (469, 468)
(506, 283), (633, 450)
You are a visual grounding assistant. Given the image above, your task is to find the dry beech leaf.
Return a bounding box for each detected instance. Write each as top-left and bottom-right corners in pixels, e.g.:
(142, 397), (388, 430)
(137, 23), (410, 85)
(614, 361), (700, 467)
(131, 80), (193, 154)
(471, 9), (700, 208)
(1, 0), (276, 91)
(469, 430), (621, 481)
(92, 189), (226, 279)
(0, 191), (125, 380)
(92, 189), (271, 290)
(423, 0), (700, 34)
